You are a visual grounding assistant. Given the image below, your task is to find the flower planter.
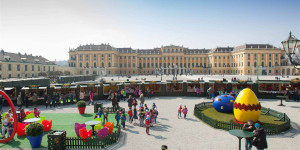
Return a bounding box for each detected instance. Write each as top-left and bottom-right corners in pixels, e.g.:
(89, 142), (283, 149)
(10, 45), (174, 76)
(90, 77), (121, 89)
(27, 134), (43, 148)
(78, 107), (86, 114)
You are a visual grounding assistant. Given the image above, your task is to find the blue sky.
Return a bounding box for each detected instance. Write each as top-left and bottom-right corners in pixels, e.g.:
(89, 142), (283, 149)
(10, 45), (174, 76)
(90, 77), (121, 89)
(0, 0), (299, 60)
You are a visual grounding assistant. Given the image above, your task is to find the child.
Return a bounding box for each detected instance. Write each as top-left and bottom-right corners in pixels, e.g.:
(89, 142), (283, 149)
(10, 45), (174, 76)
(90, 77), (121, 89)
(97, 107), (103, 118)
(7, 117), (14, 137)
(150, 109), (154, 127)
(115, 110), (120, 126)
(2, 114), (10, 139)
(120, 110), (127, 129)
(127, 108), (133, 123)
(153, 108), (158, 124)
(139, 108), (145, 127)
(34, 107), (40, 118)
(145, 115), (150, 135)
(144, 104), (149, 112)
(182, 105), (188, 120)
(20, 109), (26, 122)
(133, 108), (138, 126)
(178, 104), (182, 119)
(8, 109), (13, 117)
(152, 103), (157, 110)
(103, 107), (108, 123)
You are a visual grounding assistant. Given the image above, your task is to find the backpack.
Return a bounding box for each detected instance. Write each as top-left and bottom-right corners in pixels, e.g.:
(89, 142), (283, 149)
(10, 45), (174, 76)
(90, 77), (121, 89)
(145, 119), (150, 126)
(122, 114), (126, 121)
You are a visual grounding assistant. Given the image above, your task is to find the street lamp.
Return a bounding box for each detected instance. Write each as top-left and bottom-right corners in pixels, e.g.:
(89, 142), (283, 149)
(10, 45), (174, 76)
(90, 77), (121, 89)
(281, 32), (300, 68)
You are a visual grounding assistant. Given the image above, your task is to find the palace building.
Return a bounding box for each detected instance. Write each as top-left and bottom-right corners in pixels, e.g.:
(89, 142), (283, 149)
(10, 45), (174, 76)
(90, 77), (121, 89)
(68, 43), (298, 76)
(0, 50), (56, 79)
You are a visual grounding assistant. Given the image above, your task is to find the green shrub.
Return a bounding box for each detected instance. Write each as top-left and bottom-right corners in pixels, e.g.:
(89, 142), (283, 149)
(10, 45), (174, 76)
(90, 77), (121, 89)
(77, 100), (86, 108)
(25, 122), (44, 136)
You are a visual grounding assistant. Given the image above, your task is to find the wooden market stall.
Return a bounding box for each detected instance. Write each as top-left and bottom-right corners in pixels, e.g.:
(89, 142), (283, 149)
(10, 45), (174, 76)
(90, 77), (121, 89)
(186, 80), (205, 96)
(166, 80), (184, 96)
(52, 83), (77, 95)
(208, 79), (229, 96)
(257, 80), (290, 99)
(2, 86), (17, 101)
(290, 78), (300, 100)
(231, 80), (254, 92)
(21, 85), (48, 105)
(78, 82), (101, 100)
(144, 81), (162, 96)
(103, 81), (123, 96)
(124, 81), (142, 97)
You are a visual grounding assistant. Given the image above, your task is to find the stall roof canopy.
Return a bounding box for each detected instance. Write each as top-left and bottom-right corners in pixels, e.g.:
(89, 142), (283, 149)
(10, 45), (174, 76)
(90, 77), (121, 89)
(186, 80), (205, 84)
(208, 80), (228, 84)
(0, 77), (50, 87)
(258, 80), (290, 84)
(39, 87), (47, 89)
(124, 81), (142, 85)
(166, 80), (184, 83)
(144, 81), (162, 84)
(103, 81), (124, 86)
(4, 87), (14, 90)
(231, 80), (254, 84)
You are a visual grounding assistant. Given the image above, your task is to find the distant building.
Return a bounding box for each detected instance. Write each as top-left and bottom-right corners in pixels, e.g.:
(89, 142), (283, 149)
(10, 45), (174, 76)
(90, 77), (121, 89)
(0, 49), (56, 79)
(68, 43), (299, 76)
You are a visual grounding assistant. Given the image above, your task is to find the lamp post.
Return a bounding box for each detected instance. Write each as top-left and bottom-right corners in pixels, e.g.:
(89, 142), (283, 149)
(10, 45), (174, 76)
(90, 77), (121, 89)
(281, 32), (300, 68)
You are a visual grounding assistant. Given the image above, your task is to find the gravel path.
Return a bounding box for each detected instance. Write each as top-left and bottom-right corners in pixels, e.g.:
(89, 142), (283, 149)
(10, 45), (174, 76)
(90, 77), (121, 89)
(1, 97), (299, 150)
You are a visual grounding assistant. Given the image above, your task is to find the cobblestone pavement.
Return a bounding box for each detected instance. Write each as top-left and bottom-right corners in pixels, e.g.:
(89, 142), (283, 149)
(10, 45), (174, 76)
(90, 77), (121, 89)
(2, 96), (300, 150)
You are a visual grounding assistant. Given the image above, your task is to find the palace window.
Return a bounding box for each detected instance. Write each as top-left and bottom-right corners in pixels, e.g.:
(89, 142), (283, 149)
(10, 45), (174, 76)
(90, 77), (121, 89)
(32, 65), (34, 71)
(269, 54), (271, 60)
(133, 63), (135, 67)
(38, 66), (40, 71)
(94, 63), (96, 68)
(17, 65), (20, 71)
(262, 62), (264, 67)
(120, 56), (122, 59)
(8, 64), (12, 71)
(128, 63), (131, 67)
(269, 62), (271, 67)
(124, 63), (127, 67)
(214, 63), (217, 67)
(108, 62), (111, 67)
(94, 54), (96, 60)
(120, 64), (122, 67)
(129, 56), (131, 59)
(86, 63), (89, 67)
(133, 56), (135, 59)
(248, 62), (250, 66)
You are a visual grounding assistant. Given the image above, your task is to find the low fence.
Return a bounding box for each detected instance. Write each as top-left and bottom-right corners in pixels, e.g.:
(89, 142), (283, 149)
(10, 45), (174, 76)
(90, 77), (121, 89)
(194, 102), (291, 135)
(48, 108), (122, 150)
(65, 125), (121, 149)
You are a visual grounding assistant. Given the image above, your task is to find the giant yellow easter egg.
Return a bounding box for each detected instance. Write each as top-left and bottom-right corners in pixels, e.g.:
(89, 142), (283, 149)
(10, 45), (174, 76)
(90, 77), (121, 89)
(233, 88), (261, 123)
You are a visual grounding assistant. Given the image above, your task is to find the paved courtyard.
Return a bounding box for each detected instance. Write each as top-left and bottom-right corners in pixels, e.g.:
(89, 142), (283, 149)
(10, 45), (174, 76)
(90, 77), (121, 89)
(1, 96), (299, 150)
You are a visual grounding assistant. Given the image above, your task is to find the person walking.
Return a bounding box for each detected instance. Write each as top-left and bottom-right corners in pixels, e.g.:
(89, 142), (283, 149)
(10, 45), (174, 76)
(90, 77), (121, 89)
(284, 88), (291, 102)
(139, 108), (145, 127)
(140, 94), (145, 105)
(88, 91), (94, 105)
(133, 108), (138, 125)
(128, 108), (133, 123)
(207, 87), (212, 99)
(253, 123), (268, 150)
(24, 93), (29, 108)
(32, 93), (38, 107)
(103, 108), (108, 124)
(120, 110), (127, 129)
(242, 120), (255, 150)
(123, 90), (127, 101)
(17, 94), (22, 108)
(182, 105), (188, 120)
(294, 88), (300, 102)
(145, 115), (151, 135)
(115, 110), (120, 126)
(52, 92), (56, 108)
(132, 97), (138, 109)
(178, 104), (182, 119)
(127, 95), (133, 109)
(196, 87), (201, 97)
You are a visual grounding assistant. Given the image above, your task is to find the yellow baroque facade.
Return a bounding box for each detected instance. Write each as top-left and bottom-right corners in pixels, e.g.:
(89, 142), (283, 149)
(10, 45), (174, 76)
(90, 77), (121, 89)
(68, 43), (298, 76)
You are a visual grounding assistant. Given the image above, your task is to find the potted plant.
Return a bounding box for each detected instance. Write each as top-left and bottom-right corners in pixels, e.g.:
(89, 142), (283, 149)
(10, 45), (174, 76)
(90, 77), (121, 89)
(77, 100), (86, 114)
(26, 122), (44, 148)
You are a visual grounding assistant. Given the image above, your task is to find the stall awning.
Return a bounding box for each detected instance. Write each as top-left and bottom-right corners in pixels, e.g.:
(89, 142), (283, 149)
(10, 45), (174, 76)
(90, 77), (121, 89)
(258, 80), (290, 84)
(231, 81), (254, 85)
(4, 87), (14, 90)
(54, 86), (61, 89)
(95, 85), (100, 87)
(38, 87), (47, 89)
(70, 85), (77, 88)
(21, 87), (30, 90)
(80, 85), (87, 88)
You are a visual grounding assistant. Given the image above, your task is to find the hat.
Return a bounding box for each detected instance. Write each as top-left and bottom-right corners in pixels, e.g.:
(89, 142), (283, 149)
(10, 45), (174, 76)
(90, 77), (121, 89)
(161, 145), (168, 150)
(254, 123), (261, 128)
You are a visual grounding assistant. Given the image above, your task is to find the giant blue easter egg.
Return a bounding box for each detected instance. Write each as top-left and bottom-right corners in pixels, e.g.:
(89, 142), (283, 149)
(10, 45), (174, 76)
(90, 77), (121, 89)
(213, 95), (235, 113)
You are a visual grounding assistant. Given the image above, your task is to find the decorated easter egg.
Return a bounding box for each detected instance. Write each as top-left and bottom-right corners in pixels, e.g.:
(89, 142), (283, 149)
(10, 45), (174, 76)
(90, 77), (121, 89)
(213, 95), (235, 113)
(233, 88), (261, 123)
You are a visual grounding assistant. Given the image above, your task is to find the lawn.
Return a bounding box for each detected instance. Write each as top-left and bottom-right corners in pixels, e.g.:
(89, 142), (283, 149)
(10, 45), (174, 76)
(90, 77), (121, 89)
(0, 113), (118, 149)
(201, 107), (285, 125)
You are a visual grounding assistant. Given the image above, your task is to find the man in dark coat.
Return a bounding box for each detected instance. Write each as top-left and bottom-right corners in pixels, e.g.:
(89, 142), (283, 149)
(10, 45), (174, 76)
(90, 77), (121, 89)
(253, 123), (268, 150)
(242, 120), (255, 150)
